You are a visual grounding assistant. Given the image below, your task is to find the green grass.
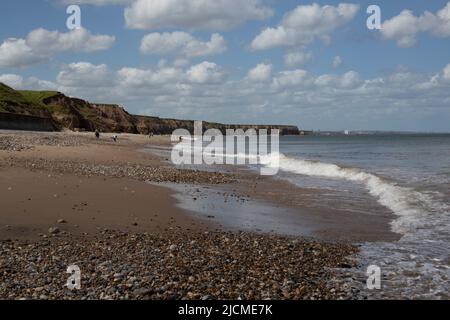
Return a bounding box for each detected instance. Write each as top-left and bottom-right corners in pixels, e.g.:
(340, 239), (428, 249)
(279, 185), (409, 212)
(19, 90), (59, 105)
(0, 83), (31, 106)
(17, 90), (70, 114)
(44, 103), (70, 114)
(19, 90), (60, 112)
(0, 82), (62, 116)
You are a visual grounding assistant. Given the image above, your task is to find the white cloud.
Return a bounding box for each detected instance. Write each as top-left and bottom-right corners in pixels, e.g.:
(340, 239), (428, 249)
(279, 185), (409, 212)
(339, 70), (361, 88)
(247, 63), (273, 82)
(0, 28), (115, 68)
(284, 51), (313, 67)
(251, 3), (359, 50)
(272, 69), (312, 89)
(0, 73), (57, 90)
(59, 0), (132, 5)
(173, 58), (190, 68)
(443, 64), (450, 80)
(118, 66), (182, 87)
(57, 62), (113, 87)
(333, 56), (342, 68)
(140, 32), (227, 58)
(186, 61), (224, 84)
(381, 2), (450, 48)
(4, 62), (450, 132)
(0, 39), (42, 69)
(125, 0), (273, 31)
(0, 74), (25, 88)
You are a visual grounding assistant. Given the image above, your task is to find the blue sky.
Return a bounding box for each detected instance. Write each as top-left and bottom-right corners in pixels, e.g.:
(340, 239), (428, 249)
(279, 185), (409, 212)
(1, 0), (450, 132)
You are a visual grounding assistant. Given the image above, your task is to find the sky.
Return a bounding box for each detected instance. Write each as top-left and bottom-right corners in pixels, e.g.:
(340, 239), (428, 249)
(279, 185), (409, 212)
(1, 0), (450, 132)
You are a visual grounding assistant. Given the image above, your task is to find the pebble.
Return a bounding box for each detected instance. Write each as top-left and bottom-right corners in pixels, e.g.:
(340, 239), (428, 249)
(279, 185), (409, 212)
(0, 230), (358, 300)
(48, 227), (60, 235)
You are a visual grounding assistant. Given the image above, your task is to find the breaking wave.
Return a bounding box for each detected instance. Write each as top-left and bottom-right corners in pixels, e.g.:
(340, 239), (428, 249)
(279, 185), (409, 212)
(261, 153), (443, 236)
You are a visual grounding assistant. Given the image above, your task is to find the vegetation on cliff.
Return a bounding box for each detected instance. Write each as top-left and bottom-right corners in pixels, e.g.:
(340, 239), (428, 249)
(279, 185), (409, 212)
(0, 82), (300, 135)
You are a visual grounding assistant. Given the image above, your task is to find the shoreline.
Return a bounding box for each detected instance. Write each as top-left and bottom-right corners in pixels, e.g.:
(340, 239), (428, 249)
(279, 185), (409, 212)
(144, 142), (400, 243)
(0, 130), (384, 299)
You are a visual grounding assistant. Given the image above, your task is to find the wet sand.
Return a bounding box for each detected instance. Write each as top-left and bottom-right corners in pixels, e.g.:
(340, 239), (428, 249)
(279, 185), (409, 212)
(0, 130), (399, 242)
(0, 169), (206, 241)
(0, 130), (394, 300)
(0, 131), (228, 240)
(144, 143), (400, 243)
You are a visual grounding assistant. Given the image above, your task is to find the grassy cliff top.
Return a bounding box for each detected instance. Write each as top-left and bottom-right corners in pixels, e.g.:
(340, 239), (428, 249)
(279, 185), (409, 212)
(0, 83), (60, 115)
(0, 83), (30, 109)
(18, 90), (60, 106)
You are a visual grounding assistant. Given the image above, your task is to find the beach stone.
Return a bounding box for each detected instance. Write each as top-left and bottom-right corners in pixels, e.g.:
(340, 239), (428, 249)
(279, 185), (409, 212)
(133, 288), (153, 297)
(48, 227), (60, 234)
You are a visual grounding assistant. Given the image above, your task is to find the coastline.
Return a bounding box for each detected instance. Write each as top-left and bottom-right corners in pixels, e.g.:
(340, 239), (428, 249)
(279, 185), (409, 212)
(0, 130), (382, 299)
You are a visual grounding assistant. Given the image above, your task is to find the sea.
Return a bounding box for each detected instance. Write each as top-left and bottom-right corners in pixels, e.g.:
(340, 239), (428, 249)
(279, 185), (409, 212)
(150, 133), (450, 299)
(271, 134), (450, 299)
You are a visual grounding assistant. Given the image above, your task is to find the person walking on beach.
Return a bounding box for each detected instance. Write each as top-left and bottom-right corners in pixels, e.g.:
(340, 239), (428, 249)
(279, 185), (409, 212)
(112, 134), (118, 142)
(95, 129), (100, 139)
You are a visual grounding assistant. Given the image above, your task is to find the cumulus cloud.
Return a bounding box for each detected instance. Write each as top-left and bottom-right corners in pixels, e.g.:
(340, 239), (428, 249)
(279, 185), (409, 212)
(125, 0), (273, 31)
(332, 56), (342, 68)
(247, 63), (273, 82)
(0, 73), (57, 90)
(251, 3), (359, 50)
(381, 2), (450, 47)
(443, 64), (450, 80)
(59, 0), (132, 5)
(140, 32), (227, 58)
(4, 62), (450, 131)
(57, 62), (113, 87)
(0, 28), (115, 68)
(272, 69), (311, 89)
(118, 66), (182, 87)
(186, 61), (224, 84)
(284, 51), (313, 67)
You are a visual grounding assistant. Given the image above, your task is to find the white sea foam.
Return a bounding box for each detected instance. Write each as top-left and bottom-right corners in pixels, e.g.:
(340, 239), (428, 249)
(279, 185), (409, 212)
(168, 140), (450, 298)
(261, 152), (441, 236)
(173, 142), (444, 236)
(261, 152), (450, 298)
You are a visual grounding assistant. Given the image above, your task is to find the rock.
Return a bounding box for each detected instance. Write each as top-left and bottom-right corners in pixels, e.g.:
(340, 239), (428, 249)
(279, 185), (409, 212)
(0, 222), (358, 300)
(57, 219), (67, 224)
(48, 227), (60, 234)
(338, 262), (353, 269)
(133, 288), (153, 297)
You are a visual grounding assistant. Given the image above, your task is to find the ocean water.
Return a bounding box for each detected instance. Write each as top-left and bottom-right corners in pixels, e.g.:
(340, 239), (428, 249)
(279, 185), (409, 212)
(151, 133), (450, 298)
(270, 134), (450, 299)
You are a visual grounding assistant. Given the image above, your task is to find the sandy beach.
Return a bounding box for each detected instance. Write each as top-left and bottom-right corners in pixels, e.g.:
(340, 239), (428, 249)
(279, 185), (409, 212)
(0, 130), (373, 300)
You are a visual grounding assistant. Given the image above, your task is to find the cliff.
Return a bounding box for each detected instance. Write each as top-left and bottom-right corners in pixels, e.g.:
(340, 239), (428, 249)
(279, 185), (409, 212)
(0, 82), (300, 135)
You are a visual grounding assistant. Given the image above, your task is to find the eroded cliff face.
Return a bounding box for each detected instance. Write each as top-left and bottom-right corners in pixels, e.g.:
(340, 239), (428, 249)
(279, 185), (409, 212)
(0, 83), (300, 135)
(40, 92), (301, 135)
(42, 94), (95, 131)
(90, 104), (137, 133)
